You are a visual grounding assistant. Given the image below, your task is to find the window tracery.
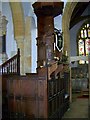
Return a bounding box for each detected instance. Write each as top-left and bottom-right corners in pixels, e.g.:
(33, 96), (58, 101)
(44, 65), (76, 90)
(78, 22), (90, 64)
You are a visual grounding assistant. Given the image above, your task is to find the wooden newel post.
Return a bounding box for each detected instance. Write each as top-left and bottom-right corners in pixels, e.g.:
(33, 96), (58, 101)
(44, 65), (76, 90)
(32, 2), (64, 69)
(17, 48), (20, 75)
(32, 2), (64, 118)
(88, 56), (90, 118)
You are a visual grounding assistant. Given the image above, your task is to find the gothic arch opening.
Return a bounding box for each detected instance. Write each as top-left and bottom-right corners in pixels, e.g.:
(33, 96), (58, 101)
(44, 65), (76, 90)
(62, 1), (89, 118)
(77, 20), (90, 64)
(62, 2), (77, 58)
(62, 2), (78, 103)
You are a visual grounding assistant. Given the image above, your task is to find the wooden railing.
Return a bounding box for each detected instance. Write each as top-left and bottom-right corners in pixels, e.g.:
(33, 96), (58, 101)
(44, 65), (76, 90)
(0, 49), (20, 75)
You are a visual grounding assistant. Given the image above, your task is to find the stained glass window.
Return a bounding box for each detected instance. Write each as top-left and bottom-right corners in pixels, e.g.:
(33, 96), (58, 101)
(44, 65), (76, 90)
(85, 39), (90, 56)
(78, 39), (84, 56)
(78, 22), (90, 64)
(84, 29), (87, 38)
(88, 29), (90, 38)
(81, 30), (84, 38)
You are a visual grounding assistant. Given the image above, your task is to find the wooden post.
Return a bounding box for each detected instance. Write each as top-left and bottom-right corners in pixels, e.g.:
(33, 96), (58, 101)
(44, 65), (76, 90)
(88, 56), (90, 118)
(32, 2), (64, 69)
(17, 48), (20, 75)
(32, 2), (64, 118)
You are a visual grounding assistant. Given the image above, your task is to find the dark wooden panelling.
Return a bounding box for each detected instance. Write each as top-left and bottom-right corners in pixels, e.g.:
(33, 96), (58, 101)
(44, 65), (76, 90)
(2, 65), (70, 119)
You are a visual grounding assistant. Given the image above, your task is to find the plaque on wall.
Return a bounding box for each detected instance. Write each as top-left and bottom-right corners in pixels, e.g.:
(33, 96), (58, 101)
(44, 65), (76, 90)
(54, 28), (63, 52)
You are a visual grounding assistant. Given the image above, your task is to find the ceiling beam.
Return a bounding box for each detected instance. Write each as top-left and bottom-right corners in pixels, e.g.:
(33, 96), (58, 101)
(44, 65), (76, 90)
(70, 15), (90, 29)
(71, 2), (89, 21)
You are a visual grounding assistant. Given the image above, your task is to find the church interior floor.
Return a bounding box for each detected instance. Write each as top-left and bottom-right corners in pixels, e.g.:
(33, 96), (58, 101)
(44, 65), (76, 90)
(62, 92), (89, 119)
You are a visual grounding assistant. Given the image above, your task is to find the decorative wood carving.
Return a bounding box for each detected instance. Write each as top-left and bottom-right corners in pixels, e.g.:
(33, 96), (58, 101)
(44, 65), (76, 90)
(33, 2), (64, 68)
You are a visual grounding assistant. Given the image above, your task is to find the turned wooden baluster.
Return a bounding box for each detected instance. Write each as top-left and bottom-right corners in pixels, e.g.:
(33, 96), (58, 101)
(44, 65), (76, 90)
(0, 48), (20, 75)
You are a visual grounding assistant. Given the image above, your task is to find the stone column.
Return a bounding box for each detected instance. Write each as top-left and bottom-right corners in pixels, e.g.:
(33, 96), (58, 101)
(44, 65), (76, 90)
(0, 11), (8, 63)
(62, 3), (77, 103)
(15, 36), (25, 75)
(62, 2), (77, 59)
(24, 16), (32, 73)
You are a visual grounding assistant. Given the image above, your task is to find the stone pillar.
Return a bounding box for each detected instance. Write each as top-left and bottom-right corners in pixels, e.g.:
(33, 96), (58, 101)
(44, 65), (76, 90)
(15, 36), (25, 75)
(24, 16), (32, 73)
(62, 3), (77, 103)
(33, 2), (64, 69)
(62, 2), (77, 59)
(0, 11), (8, 64)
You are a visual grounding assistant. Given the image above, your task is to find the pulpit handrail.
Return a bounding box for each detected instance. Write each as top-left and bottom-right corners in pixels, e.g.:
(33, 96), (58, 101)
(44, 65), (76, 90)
(0, 48), (20, 75)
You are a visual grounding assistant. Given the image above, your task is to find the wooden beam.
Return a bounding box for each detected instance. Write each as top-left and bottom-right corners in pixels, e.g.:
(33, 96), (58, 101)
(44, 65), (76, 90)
(70, 15), (90, 29)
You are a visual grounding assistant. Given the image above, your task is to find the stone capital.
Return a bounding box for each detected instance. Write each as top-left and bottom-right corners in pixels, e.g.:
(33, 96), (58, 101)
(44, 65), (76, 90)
(15, 36), (25, 48)
(0, 53), (8, 63)
(0, 11), (8, 36)
(15, 36), (25, 41)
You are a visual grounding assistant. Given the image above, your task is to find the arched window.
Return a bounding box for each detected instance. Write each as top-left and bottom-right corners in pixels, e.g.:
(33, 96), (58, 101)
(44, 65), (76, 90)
(78, 22), (90, 64)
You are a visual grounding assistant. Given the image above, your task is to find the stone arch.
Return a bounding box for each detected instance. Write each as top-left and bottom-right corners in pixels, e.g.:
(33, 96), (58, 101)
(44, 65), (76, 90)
(9, 2), (25, 39)
(9, 2), (35, 74)
(62, 2), (77, 59)
(62, 1), (90, 104)
(9, 2), (25, 74)
(62, 1), (78, 102)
